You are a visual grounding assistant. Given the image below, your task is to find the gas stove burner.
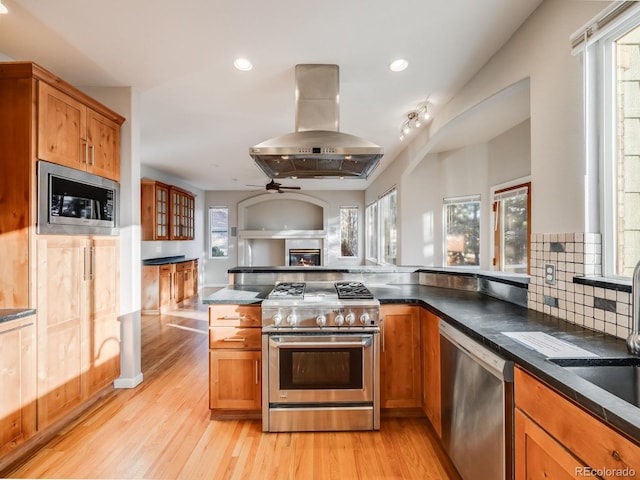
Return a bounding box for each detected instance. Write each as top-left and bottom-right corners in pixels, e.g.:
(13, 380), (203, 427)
(335, 281), (374, 300)
(268, 282), (306, 298)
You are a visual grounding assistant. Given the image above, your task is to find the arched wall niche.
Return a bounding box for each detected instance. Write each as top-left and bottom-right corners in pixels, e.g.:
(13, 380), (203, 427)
(237, 193), (329, 266)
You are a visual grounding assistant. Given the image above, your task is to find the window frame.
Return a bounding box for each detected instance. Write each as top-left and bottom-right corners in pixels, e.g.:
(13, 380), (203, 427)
(579, 4), (640, 278)
(209, 206), (229, 259)
(491, 180), (531, 274)
(339, 205), (359, 258)
(365, 187), (397, 265)
(442, 194), (481, 269)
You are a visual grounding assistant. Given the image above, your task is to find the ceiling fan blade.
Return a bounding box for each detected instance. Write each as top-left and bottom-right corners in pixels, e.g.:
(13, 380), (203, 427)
(279, 186), (301, 190)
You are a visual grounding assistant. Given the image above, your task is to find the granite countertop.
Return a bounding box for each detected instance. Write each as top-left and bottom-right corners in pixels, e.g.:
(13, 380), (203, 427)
(204, 282), (640, 441)
(0, 308), (36, 325)
(142, 255), (198, 266)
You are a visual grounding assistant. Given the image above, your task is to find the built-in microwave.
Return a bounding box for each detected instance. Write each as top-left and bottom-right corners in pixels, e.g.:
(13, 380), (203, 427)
(37, 161), (119, 236)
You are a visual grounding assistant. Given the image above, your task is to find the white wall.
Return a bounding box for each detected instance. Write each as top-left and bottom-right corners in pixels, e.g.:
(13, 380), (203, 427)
(371, 0), (608, 266)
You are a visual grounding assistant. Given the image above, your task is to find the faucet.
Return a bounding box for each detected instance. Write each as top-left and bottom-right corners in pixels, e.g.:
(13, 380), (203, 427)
(628, 259), (640, 355)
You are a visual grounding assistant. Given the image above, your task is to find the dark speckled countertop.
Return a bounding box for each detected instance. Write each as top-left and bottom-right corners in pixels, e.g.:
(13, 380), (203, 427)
(0, 308), (36, 324)
(142, 255), (198, 266)
(204, 283), (640, 441)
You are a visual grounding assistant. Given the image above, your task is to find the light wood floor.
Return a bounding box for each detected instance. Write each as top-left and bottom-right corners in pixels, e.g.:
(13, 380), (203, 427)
(6, 293), (460, 479)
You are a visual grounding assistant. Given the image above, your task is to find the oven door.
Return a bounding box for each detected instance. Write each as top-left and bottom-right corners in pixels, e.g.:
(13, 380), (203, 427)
(268, 334), (376, 404)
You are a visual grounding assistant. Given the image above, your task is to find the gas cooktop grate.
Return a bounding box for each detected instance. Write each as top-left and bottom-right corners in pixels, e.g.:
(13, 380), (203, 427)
(334, 281), (374, 300)
(268, 282), (306, 298)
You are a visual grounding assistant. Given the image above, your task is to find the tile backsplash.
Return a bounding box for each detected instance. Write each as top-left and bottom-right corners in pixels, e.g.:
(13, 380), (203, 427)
(528, 233), (631, 340)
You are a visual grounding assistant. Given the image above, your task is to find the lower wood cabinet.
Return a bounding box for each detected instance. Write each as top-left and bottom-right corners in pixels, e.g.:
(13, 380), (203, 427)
(208, 305), (261, 416)
(421, 309), (441, 436)
(36, 236), (120, 428)
(0, 315), (36, 457)
(514, 367), (640, 480)
(142, 260), (198, 314)
(380, 304), (422, 409)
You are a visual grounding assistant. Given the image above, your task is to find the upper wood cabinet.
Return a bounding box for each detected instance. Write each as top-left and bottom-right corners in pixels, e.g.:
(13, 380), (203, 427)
(37, 80), (123, 182)
(141, 180), (195, 241)
(141, 180), (171, 240)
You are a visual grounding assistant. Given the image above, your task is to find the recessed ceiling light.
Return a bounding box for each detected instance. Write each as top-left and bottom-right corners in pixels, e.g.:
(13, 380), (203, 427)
(389, 58), (408, 72)
(234, 58), (253, 71)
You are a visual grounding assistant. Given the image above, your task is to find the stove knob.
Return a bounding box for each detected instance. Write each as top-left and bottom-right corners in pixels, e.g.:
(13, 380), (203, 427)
(360, 312), (370, 325)
(316, 314), (327, 327)
(334, 314), (345, 326)
(272, 313), (283, 326)
(345, 312), (356, 325)
(287, 313), (298, 326)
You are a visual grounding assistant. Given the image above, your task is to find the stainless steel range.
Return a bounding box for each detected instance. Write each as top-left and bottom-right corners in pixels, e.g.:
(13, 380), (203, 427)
(261, 281), (380, 432)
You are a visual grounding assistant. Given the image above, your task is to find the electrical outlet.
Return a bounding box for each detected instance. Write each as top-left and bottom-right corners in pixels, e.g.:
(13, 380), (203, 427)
(544, 264), (556, 284)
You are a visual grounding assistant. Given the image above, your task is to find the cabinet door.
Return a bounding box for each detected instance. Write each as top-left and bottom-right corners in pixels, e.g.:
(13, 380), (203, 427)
(209, 350), (261, 410)
(155, 184), (170, 240)
(515, 409), (584, 480)
(421, 309), (441, 436)
(87, 238), (120, 395)
(0, 317), (36, 454)
(36, 237), (87, 428)
(37, 81), (87, 169)
(170, 188), (183, 239)
(86, 108), (120, 181)
(175, 268), (185, 304)
(380, 305), (422, 409)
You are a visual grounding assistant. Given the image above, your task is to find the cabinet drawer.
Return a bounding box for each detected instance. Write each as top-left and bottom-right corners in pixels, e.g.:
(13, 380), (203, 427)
(209, 326), (261, 349)
(159, 264), (174, 274)
(176, 260), (193, 272)
(209, 305), (261, 327)
(514, 367), (640, 476)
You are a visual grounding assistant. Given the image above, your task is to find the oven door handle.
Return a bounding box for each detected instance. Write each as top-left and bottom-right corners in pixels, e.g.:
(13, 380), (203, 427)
(269, 338), (372, 349)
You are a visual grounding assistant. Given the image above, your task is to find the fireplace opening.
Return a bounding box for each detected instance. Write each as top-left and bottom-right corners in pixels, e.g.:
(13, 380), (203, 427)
(289, 249), (321, 266)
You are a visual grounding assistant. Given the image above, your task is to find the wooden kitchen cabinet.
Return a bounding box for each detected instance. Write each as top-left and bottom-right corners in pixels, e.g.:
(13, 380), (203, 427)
(0, 315), (36, 457)
(38, 81), (122, 181)
(514, 367), (640, 480)
(142, 260), (197, 314)
(380, 304), (422, 410)
(421, 309), (441, 436)
(141, 180), (171, 240)
(208, 305), (261, 416)
(141, 180), (195, 241)
(36, 236), (120, 428)
(170, 186), (195, 240)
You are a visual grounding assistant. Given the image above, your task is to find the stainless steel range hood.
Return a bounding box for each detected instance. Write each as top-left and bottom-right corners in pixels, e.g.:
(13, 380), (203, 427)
(250, 65), (384, 179)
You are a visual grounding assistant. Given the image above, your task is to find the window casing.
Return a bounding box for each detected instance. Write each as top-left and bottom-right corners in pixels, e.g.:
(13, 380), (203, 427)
(209, 206), (229, 258)
(365, 188), (397, 265)
(579, 4), (640, 278)
(443, 195), (480, 267)
(492, 183), (530, 274)
(340, 206), (358, 257)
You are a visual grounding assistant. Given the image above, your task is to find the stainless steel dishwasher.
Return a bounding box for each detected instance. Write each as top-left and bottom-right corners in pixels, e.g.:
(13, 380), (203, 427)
(439, 320), (514, 480)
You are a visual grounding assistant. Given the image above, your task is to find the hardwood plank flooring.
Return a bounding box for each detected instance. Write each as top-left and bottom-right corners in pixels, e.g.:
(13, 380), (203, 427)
(5, 293), (460, 479)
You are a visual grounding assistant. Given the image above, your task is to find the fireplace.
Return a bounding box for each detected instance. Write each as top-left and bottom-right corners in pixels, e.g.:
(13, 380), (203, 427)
(289, 249), (321, 266)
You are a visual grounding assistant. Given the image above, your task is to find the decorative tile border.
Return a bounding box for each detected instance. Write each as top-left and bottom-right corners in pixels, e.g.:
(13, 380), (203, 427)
(528, 233), (631, 340)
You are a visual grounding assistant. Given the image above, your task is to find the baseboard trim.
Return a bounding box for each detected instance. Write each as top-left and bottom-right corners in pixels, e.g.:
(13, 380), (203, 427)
(114, 373), (144, 389)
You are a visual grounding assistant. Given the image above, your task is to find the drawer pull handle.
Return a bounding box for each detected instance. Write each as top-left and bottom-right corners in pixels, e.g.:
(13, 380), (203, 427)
(222, 337), (246, 342)
(221, 315), (246, 320)
(612, 450), (621, 461)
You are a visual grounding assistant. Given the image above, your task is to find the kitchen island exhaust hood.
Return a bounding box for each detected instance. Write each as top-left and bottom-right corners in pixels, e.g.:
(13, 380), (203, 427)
(250, 64), (384, 179)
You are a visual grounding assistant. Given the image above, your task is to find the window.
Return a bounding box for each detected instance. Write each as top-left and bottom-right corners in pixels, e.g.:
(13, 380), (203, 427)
(365, 187), (397, 265)
(209, 206), (229, 257)
(340, 206), (358, 257)
(443, 195), (480, 267)
(365, 202), (378, 262)
(577, 3), (640, 278)
(493, 183), (530, 274)
(379, 189), (397, 264)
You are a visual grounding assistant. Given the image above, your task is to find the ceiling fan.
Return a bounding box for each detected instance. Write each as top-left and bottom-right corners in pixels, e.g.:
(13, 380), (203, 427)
(248, 179), (302, 194)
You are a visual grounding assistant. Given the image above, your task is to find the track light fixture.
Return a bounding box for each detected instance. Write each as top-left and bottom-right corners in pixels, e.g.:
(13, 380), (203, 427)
(399, 98), (431, 140)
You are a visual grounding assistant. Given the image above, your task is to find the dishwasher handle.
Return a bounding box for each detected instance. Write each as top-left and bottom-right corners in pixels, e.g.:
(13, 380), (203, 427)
(439, 320), (514, 382)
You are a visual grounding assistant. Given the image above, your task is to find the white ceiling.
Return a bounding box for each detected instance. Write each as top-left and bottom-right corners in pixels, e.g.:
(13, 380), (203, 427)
(0, 0), (542, 191)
